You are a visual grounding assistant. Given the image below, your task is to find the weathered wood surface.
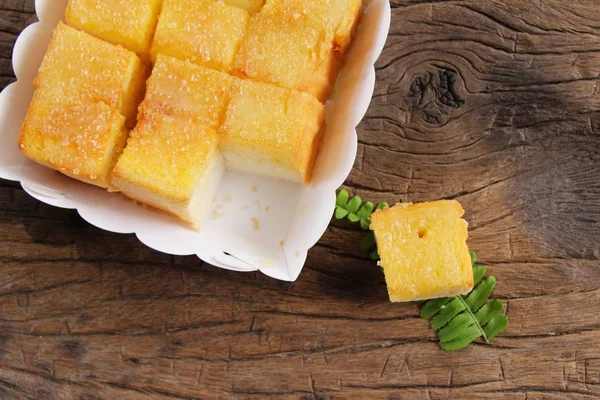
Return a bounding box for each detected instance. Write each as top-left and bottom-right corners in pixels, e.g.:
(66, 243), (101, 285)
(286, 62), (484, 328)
(1, 0), (600, 398)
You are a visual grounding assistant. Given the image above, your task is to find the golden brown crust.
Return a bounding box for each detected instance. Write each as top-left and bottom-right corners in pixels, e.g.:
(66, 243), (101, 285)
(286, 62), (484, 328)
(19, 91), (127, 189)
(371, 200), (474, 303)
(112, 113), (219, 202)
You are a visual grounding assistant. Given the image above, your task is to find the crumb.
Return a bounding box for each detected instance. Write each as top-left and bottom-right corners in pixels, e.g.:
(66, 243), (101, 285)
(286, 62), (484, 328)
(279, 240), (285, 247)
(265, 206), (271, 212)
(241, 205), (248, 210)
(211, 210), (225, 220)
(251, 217), (260, 231)
(260, 259), (272, 267)
(251, 185), (259, 192)
(223, 194), (232, 202)
(294, 251), (301, 257)
(216, 204), (223, 210)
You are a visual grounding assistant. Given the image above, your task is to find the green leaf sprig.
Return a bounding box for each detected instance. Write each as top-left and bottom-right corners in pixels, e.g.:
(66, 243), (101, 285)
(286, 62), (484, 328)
(334, 189), (388, 260)
(420, 251), (508, 350)
(332, 189), (509, 351)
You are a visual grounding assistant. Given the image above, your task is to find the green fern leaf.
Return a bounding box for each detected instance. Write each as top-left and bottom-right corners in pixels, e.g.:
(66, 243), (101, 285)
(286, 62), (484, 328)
(336, 190), (349, 207)
(420, 297), (451, 319)
(346, 196), (362, 214)
(377, 202), (390, 210)
(332, 190), (388, 234)
(331, 190), (381, 257)
(484, 314), (509, 340)
(431, 297), (466, 330)
(438, 313), (475, 343)
(469, 250), (477, 264)
(347, 213), (360, 223)
(357, 201), (374, 219)
(419, 252), (508, 351)
(464, 276), (496, 312)
(475, 299), (504, 326)
(473, 264), (487, 285)
(370, 248), (380, 260)
(440, 325), (483, 351)
(334, 206), (350, 220)
(361, 231), (376, 250)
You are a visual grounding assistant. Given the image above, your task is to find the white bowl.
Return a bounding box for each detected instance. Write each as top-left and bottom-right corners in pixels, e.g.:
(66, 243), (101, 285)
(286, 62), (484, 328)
(0, 0), (391, 281)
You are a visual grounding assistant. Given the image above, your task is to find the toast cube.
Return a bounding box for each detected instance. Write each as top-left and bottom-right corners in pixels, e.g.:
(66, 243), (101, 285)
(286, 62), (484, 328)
(19, 91), (128, 189)
(220, 79), (325, 184)
(151, 0), (249, 72)
(112, 113), (224, 229)
(223, 0), (264, 13)
(65, 0), (163, 54)
(35, 22), (145, 126)
(370, 201), (474, 303)
(262, 0), (362, 52)
(141, 55), (234, 127)
(232, 14), (337, 102)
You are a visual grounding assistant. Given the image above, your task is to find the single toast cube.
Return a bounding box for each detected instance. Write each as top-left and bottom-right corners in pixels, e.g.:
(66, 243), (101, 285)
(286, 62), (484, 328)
(65, 0), (163, 55)
(35, 22), (145, 126)
(112, 113), (224, 229)
(19, 91), (128, 189)
(220, 79), (325, 184)
(141, 55), (234, 127)
(232, 14), (337, 102)
(151, 0), (249, 72)
(262, 0), (362, 52)
(370, 201), (474, 303)
(222, 0), (264, 13)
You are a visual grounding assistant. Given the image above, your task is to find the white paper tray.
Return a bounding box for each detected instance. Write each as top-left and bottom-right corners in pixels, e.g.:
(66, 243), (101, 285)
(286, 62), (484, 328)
(0, 0), (391, 281)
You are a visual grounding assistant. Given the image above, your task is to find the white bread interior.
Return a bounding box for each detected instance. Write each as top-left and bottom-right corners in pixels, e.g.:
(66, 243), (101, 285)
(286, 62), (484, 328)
(112, 153), (225, 229)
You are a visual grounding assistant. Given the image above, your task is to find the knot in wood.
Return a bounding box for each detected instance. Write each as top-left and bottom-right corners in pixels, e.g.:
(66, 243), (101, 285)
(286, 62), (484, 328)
(409, 67), (465, 126)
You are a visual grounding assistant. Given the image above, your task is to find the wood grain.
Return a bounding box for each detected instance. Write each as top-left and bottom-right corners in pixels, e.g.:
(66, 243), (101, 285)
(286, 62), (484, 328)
(1, 0), (600, 398)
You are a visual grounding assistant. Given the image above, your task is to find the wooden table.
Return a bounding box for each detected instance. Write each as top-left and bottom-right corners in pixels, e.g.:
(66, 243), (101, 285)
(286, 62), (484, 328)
(1, 1), (600, 399)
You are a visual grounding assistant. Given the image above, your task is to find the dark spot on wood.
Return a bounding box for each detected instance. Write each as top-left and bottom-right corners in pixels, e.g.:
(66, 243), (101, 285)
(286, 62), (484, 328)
(34, 360), (53, 375)
(408, 66), (465, 126)
(59, 340), (87, 361)
(171, 339), (184, 347)
(127, 357), (140, 366)
(78, 313), (90, 324)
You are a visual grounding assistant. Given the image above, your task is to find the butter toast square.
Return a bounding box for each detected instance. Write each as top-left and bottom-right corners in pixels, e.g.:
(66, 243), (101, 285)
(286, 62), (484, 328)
(371, 201), (474, 302)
